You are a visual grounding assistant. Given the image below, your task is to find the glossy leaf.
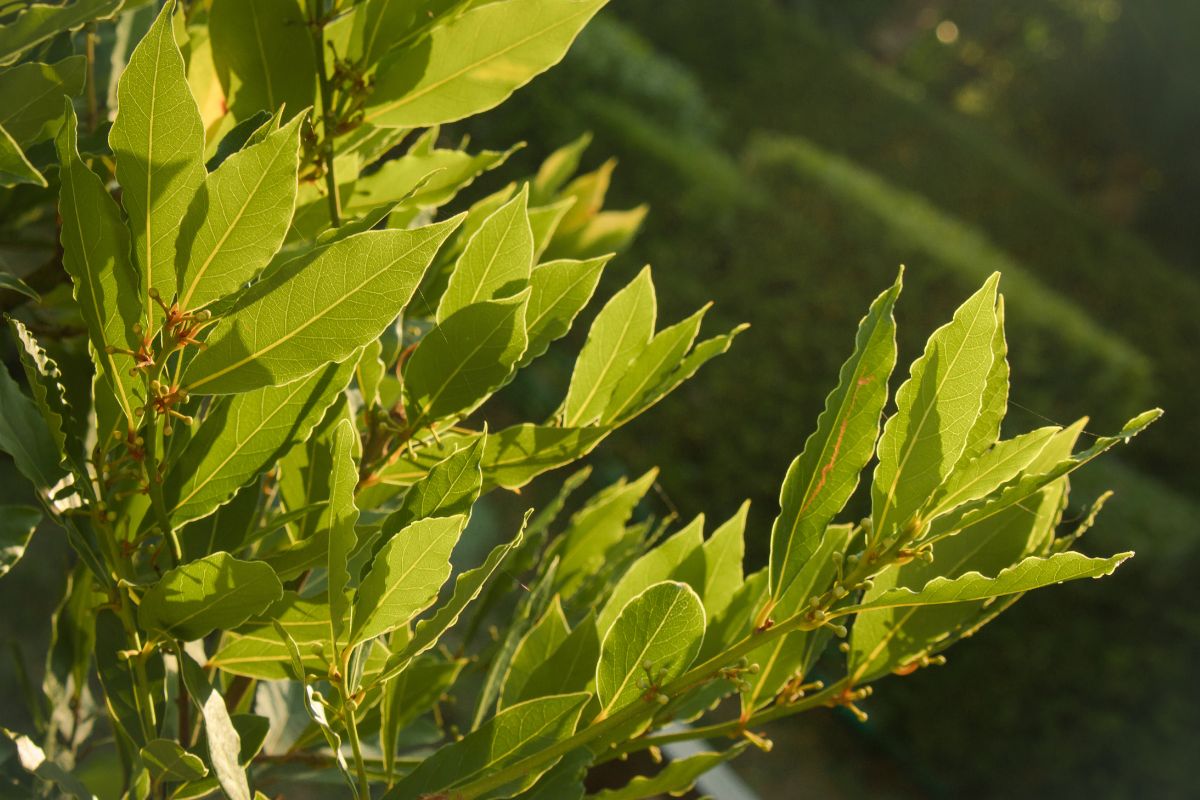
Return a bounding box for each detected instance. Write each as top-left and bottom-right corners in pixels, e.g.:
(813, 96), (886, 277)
(403, 290), (530, 425)
(499, 598), (569, 709)
(383, 435), (484, 533)
(872, 273), (1000, 539)
(0, 505), (39, 579)
(0, 354), (66, 493)
(179, 651), (251, 800)
(597, 515), (704, 636)
(165, 358), (354, 526)
(177, 114), (303, 310)
(515, 611), (600, 706)
(208, 0), (315, 120)
(2, 727), (95, 799)
(590, 743), (749, 800)
(139, 553), (283, 641)
(187, 218), (460, 394)
(0, 56), (85, 145)
(141, 739), (208, 782)
(0, 0), (121, 66)
(110, 0), (205, 321)
(520, 255), (608, 367)
(327, 420), (360, 651)
(350, 514), (466, 645)
(211, 591), (339, 680)
(596, 581), (705, 718)
(769, 275), (900, 611)
(439, 185), (534, 320)
(365, 0), (606, 127)
(0, 124), (44, 186)
(386, 692), (591, 799)
(57, 104), (143, 422)
(562, 266), (655, 426)
(9, 318), (74, 461)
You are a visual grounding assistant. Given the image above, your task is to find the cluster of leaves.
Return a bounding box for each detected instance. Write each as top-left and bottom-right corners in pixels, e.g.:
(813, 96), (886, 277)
(0, 1), (1157, 799)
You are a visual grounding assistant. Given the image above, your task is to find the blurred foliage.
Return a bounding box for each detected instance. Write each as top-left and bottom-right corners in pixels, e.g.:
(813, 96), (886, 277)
(464, 2), (1200, 798)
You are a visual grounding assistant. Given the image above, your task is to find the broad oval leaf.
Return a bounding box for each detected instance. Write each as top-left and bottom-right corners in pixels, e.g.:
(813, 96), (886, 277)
(365, 0), (606, 128)
(138, 553), (283, 641)
(596, 580), (705, 718)
(186, 218), (461, 394)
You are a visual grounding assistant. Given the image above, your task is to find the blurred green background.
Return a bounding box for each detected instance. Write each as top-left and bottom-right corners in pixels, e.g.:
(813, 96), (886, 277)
(463, 1), (1200, 797)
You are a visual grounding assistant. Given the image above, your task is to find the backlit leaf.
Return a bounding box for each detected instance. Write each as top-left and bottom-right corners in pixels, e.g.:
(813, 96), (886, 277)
(139, 552), (283, 641)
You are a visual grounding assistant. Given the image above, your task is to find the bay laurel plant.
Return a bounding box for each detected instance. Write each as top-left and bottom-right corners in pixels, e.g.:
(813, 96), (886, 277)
(0, 1), (1160, 799)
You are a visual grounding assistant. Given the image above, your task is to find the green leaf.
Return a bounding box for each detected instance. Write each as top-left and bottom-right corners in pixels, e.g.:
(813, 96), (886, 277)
(3, 727), (96, 799)
(531, 132), (592, 203)
(0, 0), (121, 66)
(94, 610), (160, 746)
(769, 275), (900, 611)
(381, 654), (467, 781)
(384, 435), (484, 533)
(520, 256), (609, 367)
(597, 515), (705, 636)
(596, 581), (705, 718)
(326, 419), (360, 651)
(0, 355), (66, 494)
(0, 56), (85, 146)
(177, 114), (304, 311)
(589, 743), (749, 800)
(179, 651), (251, 800)
(922, 426), (1059, 521)
(208, 0), (315, 120)
(403, 290), (530, 425)
(929, 409), (1162, 538)
(9, 318), (74, 461)
(0, 125), (42, 186)
(499, 598), (569, 710)
(513, 748), (591, 800)
(872, 273), (1000, 539)
(138, 552), (283, 641)
(439, 185), (534, 320)
(529, 197), (576, 259)
(165, 358), (354, 526)
(205, 109), (274, 171)
(110, 0), (206, 322)
(365, 0), (606, 128)
(386, 692), (591, 800)
(600, 304), (708, 425)
(380, 523), (525, 682)
(57, 103), (143, 423)
(700, 502), (748, 621)
(0, 272), (39, 301)
(847, 551), (1131, 614)
(211, 591), (338, 679)
(562, 266), (655, 426)
(141, 739), (208, 782)
(350, 514), (466, 646)
(0, 505), (39, 580)
(186, 218), (461, 394)
(512, 610), (600, 707)
(961, 294), (1009, 462)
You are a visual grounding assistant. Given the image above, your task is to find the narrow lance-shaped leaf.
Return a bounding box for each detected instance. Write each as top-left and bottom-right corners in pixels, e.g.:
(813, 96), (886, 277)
(178, 651), (251, 800)
(385, 692), (591, 800)
(562, 265), (656, 426)
(439, 184), (534, 320)
(383, 435), (485, 534)
(138, 553), (283, 641)
(519, 255), (609, 367)
(365, 0), (607, 128)
(601, 304), (709, 425)
(769, 274), (900, 611)
(110, 0), (205, 323)
(921, 425), (1059, 521)
(350, 514), (466, 646)
(590, 743), (750, 800)
(164, 358), (355, 526)
(842, 551), (1132, 614)
(57, 103), (143, 423)
(9, 318), (74, 462)
(0, 353), (67, 494)
(403, 289), (530, 426)
(176, 114), (304, 311)
(186, 218), (461, 394)
(596, 581), (705, 718)
(872, 273), (1000, 539)
(378, 522), (526, 684)
(499, 598), (570, 710)
(961, 294), (1009, 462)
(327, 419), (360, 651)
(140, 739), (208, 783)
(2, 727), (96, 799)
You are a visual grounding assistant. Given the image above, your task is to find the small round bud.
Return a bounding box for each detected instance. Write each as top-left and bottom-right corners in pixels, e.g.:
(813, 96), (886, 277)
(655, 693), (669, 705)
